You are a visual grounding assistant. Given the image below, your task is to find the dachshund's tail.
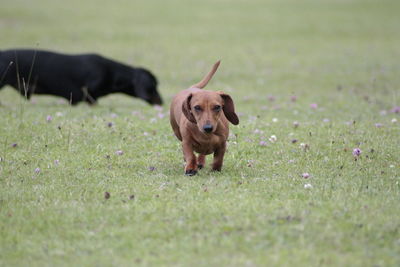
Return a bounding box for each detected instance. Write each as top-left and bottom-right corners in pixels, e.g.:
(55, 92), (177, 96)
(191, 60), (221, 89)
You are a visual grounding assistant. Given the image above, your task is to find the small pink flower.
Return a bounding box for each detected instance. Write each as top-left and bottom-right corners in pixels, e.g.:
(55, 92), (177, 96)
(154, 105), (163, 112)
(310, 103), (318, 109)
(391, 106), (400, 113)
(35, 168), (41, 174)
(323, 118), (330, 123)
(352, 148), (361, 157)
(46, 115), (53, 122)
(290, 95), (297, 102)
(375, 123), (383, 128)
(268, 95), (276, 102)
(302, 173), (310, 179)
(253, 129), (263, 134)
(259, 140), (267, 146)
(115, 150), (123, 155)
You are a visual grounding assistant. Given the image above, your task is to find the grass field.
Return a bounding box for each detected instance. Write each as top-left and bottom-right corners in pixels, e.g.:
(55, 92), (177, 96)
(1, 0), (400, 266)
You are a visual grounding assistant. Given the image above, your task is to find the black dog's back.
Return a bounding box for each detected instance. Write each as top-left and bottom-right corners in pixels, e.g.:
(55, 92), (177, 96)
(0, 49), (162, 105)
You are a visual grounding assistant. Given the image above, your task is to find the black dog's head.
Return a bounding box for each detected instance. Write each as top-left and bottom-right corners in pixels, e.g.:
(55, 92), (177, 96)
(115, 68), (162, 105)
(131, 68), (162, 105)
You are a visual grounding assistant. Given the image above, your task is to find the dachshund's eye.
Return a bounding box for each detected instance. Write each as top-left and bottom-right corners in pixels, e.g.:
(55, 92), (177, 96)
(213, 105), (222, 111)
(194, 105), (202, 111)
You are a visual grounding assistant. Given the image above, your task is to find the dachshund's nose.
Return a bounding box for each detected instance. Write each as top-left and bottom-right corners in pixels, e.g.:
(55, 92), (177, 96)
(203, 124), (213, 133)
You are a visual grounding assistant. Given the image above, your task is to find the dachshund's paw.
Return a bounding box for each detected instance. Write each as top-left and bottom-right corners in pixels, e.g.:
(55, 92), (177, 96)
(185, 169), (197, 176)
(197, 164), (203, 170)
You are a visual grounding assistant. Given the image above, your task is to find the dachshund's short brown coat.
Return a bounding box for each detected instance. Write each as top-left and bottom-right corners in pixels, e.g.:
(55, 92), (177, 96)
(170, 61), (239, 176)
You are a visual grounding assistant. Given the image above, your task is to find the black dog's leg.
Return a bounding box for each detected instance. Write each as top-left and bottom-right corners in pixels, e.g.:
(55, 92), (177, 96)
(86, 97), (98, 105)
(81, 86), (98, 105)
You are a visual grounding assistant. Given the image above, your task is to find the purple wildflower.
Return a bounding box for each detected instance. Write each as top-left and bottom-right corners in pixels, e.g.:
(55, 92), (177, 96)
(46, 115), (53, 122)
(302, 173), (310, 179)
(290, 95), (297, 102)
(352, 148), (361, 157)
(310, 103), (318, 109)
(154, 105), (163, 112)
(253, 129), (263, 134)
(375, 123), (383, 128)
(391, 106), (400, 113)
(115, 150), (123, 156)
(259, 140), (267, 146)
(35, 167), (41, 174)
(11, 143), (17, 148)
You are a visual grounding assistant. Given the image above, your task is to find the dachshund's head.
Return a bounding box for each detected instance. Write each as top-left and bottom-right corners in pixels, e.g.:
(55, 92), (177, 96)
(182, 90), (239, 134)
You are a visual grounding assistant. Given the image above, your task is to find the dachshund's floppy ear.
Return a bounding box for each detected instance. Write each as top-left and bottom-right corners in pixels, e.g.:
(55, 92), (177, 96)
(219, 92), (239, 125)
(182, 93), (196, 123)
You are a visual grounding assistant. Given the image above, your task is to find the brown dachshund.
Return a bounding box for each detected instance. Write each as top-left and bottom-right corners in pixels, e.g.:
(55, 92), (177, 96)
(170, 61), (239, 176)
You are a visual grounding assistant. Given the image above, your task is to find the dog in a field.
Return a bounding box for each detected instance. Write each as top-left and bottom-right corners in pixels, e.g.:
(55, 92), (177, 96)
(0, 49), (162, 105)
(170, 61), (239, 176)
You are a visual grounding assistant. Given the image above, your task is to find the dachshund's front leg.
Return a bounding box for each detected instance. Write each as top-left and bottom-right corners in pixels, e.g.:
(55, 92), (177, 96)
(212, 143), (226, 171)
(182, 141), (197, 176)
(197, 154), (206, 169)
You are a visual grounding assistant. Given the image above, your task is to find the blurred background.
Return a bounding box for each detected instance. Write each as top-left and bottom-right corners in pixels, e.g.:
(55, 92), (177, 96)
(2, 0), (399, 114)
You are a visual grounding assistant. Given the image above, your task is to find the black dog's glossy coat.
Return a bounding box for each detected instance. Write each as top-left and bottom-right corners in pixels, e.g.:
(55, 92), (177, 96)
(0, 49), (162, 105)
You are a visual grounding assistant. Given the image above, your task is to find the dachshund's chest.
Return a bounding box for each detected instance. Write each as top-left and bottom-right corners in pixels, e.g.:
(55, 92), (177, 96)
(192, 134), (226, 155)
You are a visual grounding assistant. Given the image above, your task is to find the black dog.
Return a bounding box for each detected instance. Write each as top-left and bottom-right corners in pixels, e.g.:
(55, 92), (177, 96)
(0, 49), (162, 105)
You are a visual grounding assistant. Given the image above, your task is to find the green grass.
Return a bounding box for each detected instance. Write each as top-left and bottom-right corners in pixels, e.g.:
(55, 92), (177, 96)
(1, 0), (400, 266)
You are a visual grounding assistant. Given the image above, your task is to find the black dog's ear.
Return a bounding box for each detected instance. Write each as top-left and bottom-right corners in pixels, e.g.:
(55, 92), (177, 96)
(182, 93), (196, 123)
(218, 92), (239, 125)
